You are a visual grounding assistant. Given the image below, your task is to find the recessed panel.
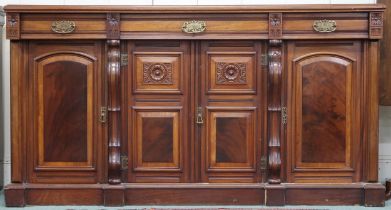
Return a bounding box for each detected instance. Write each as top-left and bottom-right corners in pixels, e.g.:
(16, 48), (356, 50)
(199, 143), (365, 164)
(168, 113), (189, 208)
(37, 54), (93, 169)
(142, 117), (174, 163)
(292, 54), (353, 171)
(208, 54), (256, 94)
(301, 60), (348, 163)
(134, 110), (180, 171)
(43, 61), (88, 162)
(134, 54), (182, 94)
(207, 109), (255, 171)
(216, 117), (247, 163)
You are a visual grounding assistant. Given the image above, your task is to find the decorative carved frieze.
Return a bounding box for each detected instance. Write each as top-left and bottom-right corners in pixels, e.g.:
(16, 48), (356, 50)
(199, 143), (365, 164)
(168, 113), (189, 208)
(107, 13), (120, 39)
(269, 13), (282, 39)
(216, 62), (247, 84)
(6, 13), (20, 40)
(143, 63), (173, 84)
(370, 12), (384, 39)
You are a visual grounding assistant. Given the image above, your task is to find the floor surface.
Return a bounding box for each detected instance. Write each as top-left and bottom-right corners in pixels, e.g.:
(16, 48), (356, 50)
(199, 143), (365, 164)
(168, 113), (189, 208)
(0, 191), (389, 210)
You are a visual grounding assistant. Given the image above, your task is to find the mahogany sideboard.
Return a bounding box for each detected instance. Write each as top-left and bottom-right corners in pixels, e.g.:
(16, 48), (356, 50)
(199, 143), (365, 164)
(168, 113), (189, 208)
(3, 4), (387, 207)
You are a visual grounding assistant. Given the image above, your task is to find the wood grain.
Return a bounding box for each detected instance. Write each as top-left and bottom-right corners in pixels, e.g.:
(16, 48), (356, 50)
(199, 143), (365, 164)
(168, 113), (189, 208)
(4, 4), (385, 207)
(10, 41), (26, 182)
(379, 0), (391, 104)
(127, 41), (190, 183)
(3, 5), (385, 40)
(38, 57), (93, 167)
(286, 41), (363, 183)
(3, 4), (386, 13)
(267, 39), (282, 184)
(25, 42), (104, 184)
(200, 41), (264, 183)
(107, 40), (122, 184)
(299, 57), (351, 164)
(4, 182), (386, 206)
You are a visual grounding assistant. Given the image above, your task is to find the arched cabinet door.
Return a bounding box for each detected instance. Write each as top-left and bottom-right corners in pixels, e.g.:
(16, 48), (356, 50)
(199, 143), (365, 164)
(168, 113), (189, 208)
(27, 42), (104, 184)
(286, 41), (363, 183)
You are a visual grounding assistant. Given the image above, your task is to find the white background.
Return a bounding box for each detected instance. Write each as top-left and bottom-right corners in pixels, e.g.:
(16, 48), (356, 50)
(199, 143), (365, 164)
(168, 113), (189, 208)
(0, 0), (389, 186)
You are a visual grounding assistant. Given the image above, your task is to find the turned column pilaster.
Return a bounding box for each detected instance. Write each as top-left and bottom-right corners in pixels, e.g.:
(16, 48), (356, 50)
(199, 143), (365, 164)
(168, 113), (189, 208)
(107, 39), (121, 184)
(267, 39), (283, 184)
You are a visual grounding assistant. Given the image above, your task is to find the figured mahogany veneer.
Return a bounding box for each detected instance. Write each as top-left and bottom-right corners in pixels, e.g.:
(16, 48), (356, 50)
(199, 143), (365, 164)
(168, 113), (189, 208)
(4, 4), (386, 207)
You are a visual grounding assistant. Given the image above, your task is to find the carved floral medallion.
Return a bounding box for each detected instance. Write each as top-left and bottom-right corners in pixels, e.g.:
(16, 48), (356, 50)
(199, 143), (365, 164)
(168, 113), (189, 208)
(370, 12), (383, 26)
(269, 13), (282, 39)
(143, 63), (173, 84)
(216, 62), (247, 84)
(6, 13), (20, 39)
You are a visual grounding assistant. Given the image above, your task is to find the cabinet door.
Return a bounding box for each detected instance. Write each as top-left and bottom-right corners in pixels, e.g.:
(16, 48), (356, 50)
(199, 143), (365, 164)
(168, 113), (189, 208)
(27, 42), (104, 183)
(127, 41), (191, 183)
(199, 41), (266, 183)
(286, 41), (363, 183)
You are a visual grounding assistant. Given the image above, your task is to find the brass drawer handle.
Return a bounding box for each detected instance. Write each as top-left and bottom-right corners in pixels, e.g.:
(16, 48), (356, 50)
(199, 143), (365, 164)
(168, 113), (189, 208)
(313, 20), (337, 33)
(182, 20), (206, 34)
(51, 20), (76, 34)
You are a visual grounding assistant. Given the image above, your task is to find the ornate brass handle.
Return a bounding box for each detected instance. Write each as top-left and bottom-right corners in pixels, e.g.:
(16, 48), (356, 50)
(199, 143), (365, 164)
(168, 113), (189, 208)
(51, 20), (76, 34)
(313, 20), (337, 33)
(182, 20), (206, 34)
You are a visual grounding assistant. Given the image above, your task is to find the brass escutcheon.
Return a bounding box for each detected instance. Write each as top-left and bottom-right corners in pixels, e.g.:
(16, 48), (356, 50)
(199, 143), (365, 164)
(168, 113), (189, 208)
(51, 20), (76, 34)
(313, 20), (337, 33)
(182, 20), (206, 34)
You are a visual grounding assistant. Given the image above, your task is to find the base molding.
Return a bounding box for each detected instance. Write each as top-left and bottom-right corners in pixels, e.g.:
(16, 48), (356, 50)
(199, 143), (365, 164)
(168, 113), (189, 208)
(4, 183), (385, 207)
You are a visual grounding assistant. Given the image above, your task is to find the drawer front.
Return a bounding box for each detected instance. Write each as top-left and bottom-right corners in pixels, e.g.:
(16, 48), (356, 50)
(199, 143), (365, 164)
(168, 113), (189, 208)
(283, 13), (369, 39)
(20, 14), (106, 39)
(7, 11), (380, 40)
(120, 14), (269, 39)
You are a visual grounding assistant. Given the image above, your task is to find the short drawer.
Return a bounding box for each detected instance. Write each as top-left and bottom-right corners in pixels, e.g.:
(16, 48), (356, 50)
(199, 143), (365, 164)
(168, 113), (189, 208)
(283, 13), (369, 39)
(20, 14), (106, 39)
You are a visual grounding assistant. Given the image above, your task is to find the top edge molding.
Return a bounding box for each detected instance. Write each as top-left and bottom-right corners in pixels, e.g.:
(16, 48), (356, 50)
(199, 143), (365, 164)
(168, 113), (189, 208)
(3, 4), (386, 14)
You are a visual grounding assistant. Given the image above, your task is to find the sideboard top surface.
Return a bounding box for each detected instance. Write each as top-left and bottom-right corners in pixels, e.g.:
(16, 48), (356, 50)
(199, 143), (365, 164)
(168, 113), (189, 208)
(4, 4), (385, 13)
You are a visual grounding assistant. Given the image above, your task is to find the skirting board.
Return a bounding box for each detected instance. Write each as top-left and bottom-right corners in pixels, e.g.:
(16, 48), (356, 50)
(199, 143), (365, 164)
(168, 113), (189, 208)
(4, 183), (385, 207)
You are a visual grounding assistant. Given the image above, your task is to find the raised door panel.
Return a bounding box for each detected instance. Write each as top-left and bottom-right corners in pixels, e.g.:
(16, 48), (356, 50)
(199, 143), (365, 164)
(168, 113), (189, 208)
(37, 56), (93, 168)
(206, 108), (256, 171)
(207, 54), (256, 94)
(133, 109), (181, 171)
(297, 56), (351, 168)
(287, 41), (362, 183)
(27, 42), (104, 183)
(133, 54), (183, 94)
(200, 41), (266, 183)
(127, 41), (190, 183)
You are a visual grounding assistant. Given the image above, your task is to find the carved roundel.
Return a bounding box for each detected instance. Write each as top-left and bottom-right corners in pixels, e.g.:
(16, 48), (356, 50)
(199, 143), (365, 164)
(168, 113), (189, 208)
(224, 64), (240, 80)
(216, 62), (247, 84)
(143, 63), (173, 84)
(149, 64), (166, 81)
